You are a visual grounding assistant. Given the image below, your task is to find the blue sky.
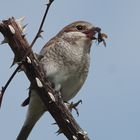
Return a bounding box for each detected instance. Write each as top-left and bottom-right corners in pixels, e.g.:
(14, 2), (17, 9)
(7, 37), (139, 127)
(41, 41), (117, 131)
(0, 0), (140, 140)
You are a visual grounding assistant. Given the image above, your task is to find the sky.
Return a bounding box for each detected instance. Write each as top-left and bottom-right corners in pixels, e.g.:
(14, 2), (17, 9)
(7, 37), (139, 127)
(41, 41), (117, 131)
(0, 0), (140, 140)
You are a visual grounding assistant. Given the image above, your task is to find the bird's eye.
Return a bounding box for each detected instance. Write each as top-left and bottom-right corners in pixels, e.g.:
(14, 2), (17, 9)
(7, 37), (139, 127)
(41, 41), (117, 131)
(76, 25), (84, 31)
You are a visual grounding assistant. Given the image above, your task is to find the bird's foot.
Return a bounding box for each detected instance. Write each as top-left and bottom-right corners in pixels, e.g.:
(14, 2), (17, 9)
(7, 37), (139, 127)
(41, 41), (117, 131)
(66, 100), (82, 116)
(52, 100), (82, 135)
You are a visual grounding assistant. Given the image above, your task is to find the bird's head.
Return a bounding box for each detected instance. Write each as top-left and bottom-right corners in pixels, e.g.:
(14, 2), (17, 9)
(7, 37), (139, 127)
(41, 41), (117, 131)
(57, 21), (107, 48)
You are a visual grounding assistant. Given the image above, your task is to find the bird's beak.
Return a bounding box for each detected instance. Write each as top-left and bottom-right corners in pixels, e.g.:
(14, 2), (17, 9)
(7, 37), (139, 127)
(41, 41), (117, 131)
(83, 27), (107, 46)
(83, 27), (101, 40)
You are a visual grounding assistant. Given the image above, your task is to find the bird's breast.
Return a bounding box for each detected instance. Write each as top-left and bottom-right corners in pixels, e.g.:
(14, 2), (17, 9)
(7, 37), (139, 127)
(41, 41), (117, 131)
(42, 54), (89, 101)
(40, 39), (90, 101)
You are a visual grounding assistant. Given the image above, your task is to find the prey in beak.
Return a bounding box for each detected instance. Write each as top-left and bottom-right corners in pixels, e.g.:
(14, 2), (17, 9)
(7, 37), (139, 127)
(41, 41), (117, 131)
(84, 27), (108, 47)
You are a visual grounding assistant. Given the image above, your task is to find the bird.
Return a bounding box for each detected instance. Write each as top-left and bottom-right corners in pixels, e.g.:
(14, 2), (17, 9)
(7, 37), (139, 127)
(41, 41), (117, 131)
(17, 21), (105, 140)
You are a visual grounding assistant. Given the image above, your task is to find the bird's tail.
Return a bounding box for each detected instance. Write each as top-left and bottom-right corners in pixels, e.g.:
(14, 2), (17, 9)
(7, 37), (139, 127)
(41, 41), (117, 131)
(16, 111), (44, 140)
(17, 123), (36, 140)
(17, 90), (46, 140)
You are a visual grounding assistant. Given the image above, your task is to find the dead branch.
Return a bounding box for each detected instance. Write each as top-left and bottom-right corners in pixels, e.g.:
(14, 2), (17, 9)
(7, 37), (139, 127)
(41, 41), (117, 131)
(0, 18), (90, 140)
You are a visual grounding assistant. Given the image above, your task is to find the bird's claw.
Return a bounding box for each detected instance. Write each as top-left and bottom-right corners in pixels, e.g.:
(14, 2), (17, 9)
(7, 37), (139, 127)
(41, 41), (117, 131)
(66, 100), (82, 116)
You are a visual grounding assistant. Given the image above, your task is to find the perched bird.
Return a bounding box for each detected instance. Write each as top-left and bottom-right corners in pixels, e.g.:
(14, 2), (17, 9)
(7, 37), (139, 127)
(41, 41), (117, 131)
(17, 21), (105, 140)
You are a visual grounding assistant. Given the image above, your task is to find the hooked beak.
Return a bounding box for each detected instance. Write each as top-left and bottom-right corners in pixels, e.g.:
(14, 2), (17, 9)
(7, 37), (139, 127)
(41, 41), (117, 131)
(83, 27), (107, 46)
(83, 27), (101, 40)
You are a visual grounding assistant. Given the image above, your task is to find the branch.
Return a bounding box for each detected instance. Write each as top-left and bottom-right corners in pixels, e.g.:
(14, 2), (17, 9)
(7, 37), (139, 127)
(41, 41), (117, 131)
(0, 66), (20, 107)
(30, 0), (54, 47)
(0, 0), (54, 108)
(0, 18), (90, 140)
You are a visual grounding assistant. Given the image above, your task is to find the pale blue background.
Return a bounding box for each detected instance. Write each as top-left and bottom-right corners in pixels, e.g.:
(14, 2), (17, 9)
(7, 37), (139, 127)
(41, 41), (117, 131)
(0, 0), (140, 140)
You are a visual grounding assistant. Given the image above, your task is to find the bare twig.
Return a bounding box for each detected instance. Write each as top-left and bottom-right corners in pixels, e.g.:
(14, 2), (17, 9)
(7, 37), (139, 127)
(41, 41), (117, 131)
(30, 0), (54, 47)
(0, 66), (20, 107)
(0, 0), (54, 108)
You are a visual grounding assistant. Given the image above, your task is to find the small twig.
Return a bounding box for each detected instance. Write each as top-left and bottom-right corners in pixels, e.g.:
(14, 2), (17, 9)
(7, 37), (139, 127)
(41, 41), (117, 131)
(0, 0), (54, 108)
(0, 64), (21, 108)
(30, 0), (54, 47)
(21, 0), (54, 60)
